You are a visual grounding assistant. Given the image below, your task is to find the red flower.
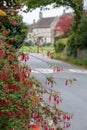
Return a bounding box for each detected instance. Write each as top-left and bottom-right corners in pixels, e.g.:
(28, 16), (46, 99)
(65, 80), (68, 86)
(9, 20), (13, 24)
(20, 54), (29, 62)
(0, 100), (9, 107)
(14, 73), (20, 81)
(8, 84), (19, 91)
(29, 124), (40, 130)
(11, 64), (19, 70)
(9, 19), (17, 25)
(2, 31), (7, 36)
(3, 87), (8, 93)
(63, 115), (67, 120)
(49, 95), (51, 102)
(7, 112), (14, 117)
(0, 71), (9, 81)
(13, 20), (17, 25)
(67, 115), (71, 121)
(0, 49), (4, 57)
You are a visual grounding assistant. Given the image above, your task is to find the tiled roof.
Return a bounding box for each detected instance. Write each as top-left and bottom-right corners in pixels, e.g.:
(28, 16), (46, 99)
(31, 17), (55, 29)
(29, 24), (34, 32)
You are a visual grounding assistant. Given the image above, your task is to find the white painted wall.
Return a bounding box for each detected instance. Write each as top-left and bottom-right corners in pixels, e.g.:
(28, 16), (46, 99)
(32, 28), (53, 44)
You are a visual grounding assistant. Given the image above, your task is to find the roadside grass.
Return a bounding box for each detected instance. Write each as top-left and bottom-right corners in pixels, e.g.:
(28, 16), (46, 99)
(54, 37), (87, 68)
(55, 53), (87, 68)
(20, 45), (55, 54)
(20, 45), (37, 52)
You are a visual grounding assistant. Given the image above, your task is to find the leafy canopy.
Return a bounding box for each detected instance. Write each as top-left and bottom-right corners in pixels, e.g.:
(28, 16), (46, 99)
(0, 0), (83, 13)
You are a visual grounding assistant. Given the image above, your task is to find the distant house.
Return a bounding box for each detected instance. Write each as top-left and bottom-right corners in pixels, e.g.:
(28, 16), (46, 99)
(28, 12), (59, 45)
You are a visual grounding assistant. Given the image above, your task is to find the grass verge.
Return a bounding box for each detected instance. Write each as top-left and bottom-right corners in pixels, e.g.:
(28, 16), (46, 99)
(20, 45), (87, 68)
(20, 45), (55, 54)
(55, 53), (87, 68)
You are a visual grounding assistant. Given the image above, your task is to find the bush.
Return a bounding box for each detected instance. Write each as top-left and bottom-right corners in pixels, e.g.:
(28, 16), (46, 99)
(67, 14), (87, 57)
(0, 15), (28, 48)
(67, 34), (78, 57)
(0, 39), (72, 130)
(0, 12), (72, 129)
(54, 38), (66, 53)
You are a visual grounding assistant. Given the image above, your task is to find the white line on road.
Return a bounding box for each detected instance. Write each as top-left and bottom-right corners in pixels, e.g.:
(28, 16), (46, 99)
(68, 69), (87, 74)
(31, 68), (54, 73)
(31, 68), (87, 74)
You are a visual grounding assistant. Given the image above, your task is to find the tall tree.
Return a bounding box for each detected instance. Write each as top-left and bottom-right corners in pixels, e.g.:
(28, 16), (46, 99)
(0, 0), (84, 23)
(21, 0), (83, 30)
(0, 0), (83, 15)
(25, 0), (83, 19)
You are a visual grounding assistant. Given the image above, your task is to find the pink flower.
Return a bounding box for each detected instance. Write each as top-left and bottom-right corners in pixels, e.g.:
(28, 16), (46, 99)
(13, 20), (17, 25)
(49, 95), (51, 101)
(20, 54), (29, 62)
(65, 80), (68, 85)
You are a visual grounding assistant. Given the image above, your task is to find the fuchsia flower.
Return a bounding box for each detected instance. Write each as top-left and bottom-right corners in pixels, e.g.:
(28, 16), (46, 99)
(0, 71), (9, 81)
(0, 49), (4, 57)
(0, 100), (9, 107)
(3, 87), (8, 93)
(49, 95), (51, 101)
(8, 84), (19, 91)
(2, 31), (7, 36)
(20, 54), (29, 62)
(7, 112), (15, 117)
(10, 19), (17, 25)
(46, 51), (51, 57)
(13, 20), (17, 25)
(0, 38), (73, 130)
(65, 80), (68, 85)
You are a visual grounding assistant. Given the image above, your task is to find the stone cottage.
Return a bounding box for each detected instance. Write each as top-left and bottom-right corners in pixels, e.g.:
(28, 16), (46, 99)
(28, 11), (59, 45)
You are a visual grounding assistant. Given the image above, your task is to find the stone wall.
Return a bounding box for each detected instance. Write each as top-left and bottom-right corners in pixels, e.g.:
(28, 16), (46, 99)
(77, 49), (87, 59)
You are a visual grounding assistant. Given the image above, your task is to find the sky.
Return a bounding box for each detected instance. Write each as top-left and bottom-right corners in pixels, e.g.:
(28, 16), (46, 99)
(20, 0), (87, 25)
(20, 5), (73, 25)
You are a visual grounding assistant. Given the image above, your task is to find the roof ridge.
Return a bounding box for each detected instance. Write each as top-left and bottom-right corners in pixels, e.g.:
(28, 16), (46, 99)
(32, 16), (56, 28)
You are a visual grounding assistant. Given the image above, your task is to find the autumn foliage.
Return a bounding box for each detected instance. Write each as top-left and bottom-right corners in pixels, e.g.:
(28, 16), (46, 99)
(54, 14), (74, 36)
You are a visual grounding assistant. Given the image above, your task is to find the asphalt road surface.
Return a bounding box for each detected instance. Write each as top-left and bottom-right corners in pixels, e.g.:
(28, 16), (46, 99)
(26, 53), (87, 130)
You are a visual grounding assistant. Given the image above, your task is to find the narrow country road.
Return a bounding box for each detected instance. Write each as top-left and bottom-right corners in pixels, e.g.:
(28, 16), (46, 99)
(27, 53), (87, 130)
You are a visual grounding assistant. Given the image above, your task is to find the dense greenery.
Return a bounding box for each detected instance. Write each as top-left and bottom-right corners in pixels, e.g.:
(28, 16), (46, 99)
(67, 14), (87, 57)
(25, 0), (83, 29)
(0, 15), (28, 48)
(54, 37), (67, 53)
(55, 52), (87, 68)
(1, 0), (83, 20)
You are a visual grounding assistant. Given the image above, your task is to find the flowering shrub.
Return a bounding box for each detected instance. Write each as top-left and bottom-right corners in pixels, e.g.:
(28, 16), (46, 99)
(0, 38), (73, 130)
(0, 15), (28, 48)
(0, 10), (73, 130)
